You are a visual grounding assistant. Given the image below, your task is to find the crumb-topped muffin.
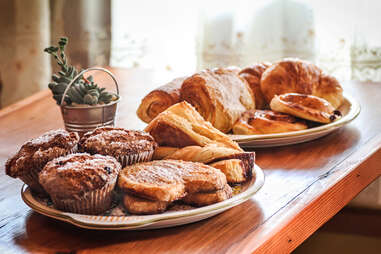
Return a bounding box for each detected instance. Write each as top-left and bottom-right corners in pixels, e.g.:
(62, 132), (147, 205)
(78, 127), (157, 167)
(39, 153), (121, 215)
(5, 129), (79, 194)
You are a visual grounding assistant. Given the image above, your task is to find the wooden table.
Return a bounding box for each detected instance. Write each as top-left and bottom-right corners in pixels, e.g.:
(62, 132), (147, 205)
(0, 67), (380, 254)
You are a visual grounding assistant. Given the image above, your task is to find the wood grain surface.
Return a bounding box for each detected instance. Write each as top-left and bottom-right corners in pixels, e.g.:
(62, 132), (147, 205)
(0, 67), (380, 254)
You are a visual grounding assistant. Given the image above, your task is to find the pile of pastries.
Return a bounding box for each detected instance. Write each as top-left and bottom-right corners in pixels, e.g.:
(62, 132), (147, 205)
(5, 103), (254, 215)
(137, 59), (344, 135)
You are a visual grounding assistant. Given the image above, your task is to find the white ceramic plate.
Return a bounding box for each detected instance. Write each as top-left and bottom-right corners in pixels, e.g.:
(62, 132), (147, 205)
(21, 165), (264, 230)
(231, 94), (360, 148)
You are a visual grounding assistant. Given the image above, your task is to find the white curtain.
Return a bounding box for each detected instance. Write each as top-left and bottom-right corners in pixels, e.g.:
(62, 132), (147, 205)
(111, 0), (381, 83)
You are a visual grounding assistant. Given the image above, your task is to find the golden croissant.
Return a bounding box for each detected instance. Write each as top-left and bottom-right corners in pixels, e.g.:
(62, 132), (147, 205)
(181, 68), (255, 133)
(261, 58), (344, 109)
(137, 77), (185, 123)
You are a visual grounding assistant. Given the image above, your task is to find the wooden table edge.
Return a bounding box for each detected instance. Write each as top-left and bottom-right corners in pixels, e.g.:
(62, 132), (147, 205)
(227, 133), (381, 254)
(0, 90), (51, 118)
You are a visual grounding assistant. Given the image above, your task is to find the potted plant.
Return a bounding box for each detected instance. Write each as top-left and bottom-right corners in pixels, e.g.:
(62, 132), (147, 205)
(44, 37), (120, 134)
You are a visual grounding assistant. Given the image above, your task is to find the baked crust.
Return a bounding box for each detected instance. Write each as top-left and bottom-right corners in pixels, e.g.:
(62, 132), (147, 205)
(118, 159), (227, 202)
(5, 129), (79, 178)
(145, 101), (242, 151)
(182, 184), (233, 206)
(39, 153), (120, 200)
(123, 193), (169, 214)
(78, 127), (157, 158)
(232, 109), (308, 135)
(270, 93), (341, 123)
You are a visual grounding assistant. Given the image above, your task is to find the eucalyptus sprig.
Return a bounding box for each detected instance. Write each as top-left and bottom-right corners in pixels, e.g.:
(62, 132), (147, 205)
(44, 37), (117, 105)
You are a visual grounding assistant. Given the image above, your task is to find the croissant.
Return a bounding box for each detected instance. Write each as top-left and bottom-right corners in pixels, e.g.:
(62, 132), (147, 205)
(232, 109), (307, 135)
(180, 68), (255, 133)
(261, 59), (344, 109)
(137, 77), (185, 123)
(239, 63), (271, 109)
(270, 93), (342, 123)
(145, 101), (243, 151)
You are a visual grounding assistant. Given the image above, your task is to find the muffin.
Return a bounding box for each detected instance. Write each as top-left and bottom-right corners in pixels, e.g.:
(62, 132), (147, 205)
(78, 127), (157, 167)
(39, 153), (121, 215)
(5, 129), (79, 194)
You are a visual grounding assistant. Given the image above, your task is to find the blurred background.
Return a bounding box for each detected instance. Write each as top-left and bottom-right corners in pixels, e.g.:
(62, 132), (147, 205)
(1, 0), (381, 107)
(0, 1), (380, 251)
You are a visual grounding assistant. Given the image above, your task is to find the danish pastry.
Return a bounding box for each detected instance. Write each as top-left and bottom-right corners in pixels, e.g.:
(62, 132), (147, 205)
(270, 93), (342, 123)
(232, 109), (308, 135)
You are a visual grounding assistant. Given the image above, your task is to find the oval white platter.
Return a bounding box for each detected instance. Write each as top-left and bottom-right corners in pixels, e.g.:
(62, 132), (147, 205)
(21, 164), (264, 230)
(231, 94), (360, 148)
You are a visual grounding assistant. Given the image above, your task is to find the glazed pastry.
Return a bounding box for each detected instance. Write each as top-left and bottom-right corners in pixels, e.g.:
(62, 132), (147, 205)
(118, 160), (227, 202)
(5, 129), (79, 194)
(145, 101), (243, 151)
(78, 127), (157, 167)
(180, 68), (255, 133)
(137, 77), (185, 123)
(261, 59), (344, 108)
(270, 93), (342, 124)
(239, 62), (271, 109)
(39, 153), (121, 215)
(232, 109), (308, 135)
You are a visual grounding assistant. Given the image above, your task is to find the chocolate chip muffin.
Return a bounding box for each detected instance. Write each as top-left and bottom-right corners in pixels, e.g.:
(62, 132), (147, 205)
(5, 129), (79, 194)
(39, 153), (121, 215)
(78, 127), (157, 167)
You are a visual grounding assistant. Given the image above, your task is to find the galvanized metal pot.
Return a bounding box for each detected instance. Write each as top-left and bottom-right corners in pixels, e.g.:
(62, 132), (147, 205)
(60, 67), (120, 134)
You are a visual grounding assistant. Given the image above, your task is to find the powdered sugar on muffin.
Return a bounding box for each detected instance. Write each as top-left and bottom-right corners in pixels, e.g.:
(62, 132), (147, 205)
(78, 127), (157, 167)
(5, 129), (79, 193)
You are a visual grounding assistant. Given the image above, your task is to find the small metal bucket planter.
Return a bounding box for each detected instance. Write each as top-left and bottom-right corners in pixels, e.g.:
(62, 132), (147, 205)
(60, 67), (120, 135)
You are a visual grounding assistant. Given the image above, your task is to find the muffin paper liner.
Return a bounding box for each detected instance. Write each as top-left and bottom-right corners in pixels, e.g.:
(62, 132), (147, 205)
(50, 179), (116, 215)
(117, 149), (154, 167)
(22, 146), (78, 195)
